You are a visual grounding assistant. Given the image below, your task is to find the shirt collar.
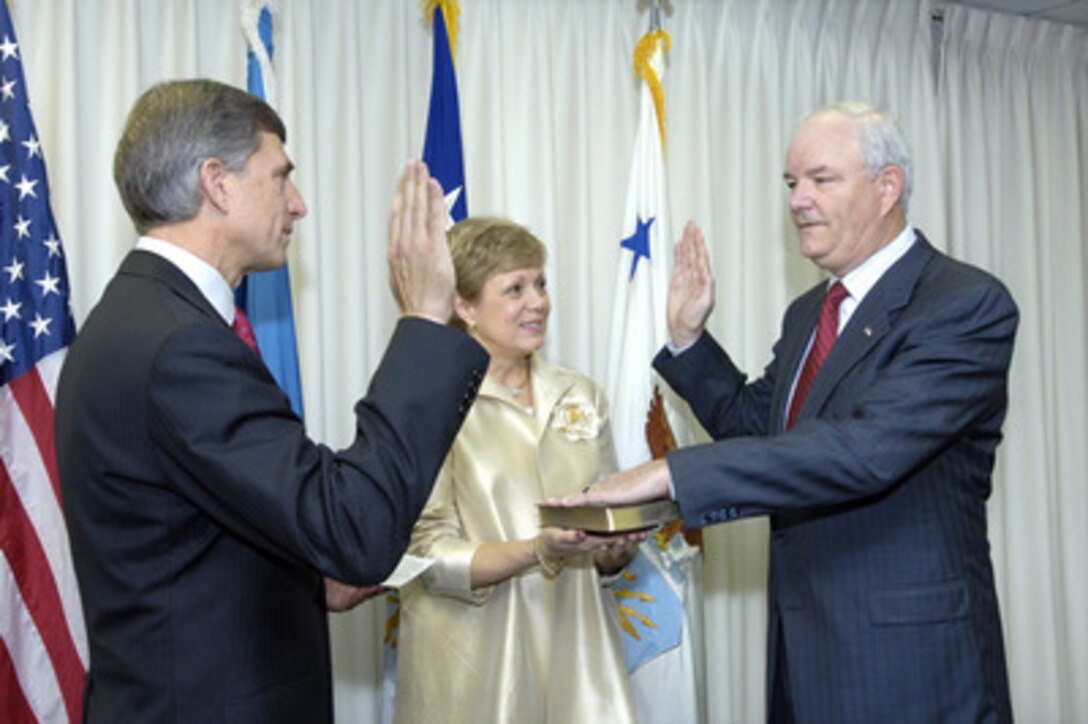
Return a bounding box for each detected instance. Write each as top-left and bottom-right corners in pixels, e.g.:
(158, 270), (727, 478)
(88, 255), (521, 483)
(836, 223), (917, 303)
(136, 235), (236, 325)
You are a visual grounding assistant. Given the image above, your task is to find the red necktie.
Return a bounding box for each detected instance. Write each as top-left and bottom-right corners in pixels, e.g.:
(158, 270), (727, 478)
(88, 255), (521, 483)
(232, 306), (261, 357)
(787, 281), (847, 429)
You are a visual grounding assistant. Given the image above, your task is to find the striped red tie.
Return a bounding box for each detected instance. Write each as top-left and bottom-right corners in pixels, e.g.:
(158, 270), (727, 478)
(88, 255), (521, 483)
(787, 281), (847, 429)
(232, 306), (261, 357)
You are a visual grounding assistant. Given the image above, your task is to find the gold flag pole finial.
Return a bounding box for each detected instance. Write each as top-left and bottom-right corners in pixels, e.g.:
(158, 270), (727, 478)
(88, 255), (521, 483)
(422, 0), (460, 62)
(633, 12), (671, 154)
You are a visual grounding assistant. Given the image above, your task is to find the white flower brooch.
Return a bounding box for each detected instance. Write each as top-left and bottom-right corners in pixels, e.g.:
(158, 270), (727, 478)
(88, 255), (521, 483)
(551, 399), (602, 442)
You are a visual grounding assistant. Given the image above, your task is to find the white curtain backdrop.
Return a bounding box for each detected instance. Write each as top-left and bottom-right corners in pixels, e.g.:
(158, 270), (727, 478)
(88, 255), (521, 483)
(940, 7), (1088, 722)
(11, 0), (1085, 721)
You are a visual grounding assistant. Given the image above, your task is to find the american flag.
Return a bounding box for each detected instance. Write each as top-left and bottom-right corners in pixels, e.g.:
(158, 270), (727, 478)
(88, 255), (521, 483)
(0, 3), (87, 723)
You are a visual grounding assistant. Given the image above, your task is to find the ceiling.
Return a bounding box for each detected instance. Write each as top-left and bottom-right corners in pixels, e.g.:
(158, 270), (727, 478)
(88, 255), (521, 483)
(942, 0), (1088, 27)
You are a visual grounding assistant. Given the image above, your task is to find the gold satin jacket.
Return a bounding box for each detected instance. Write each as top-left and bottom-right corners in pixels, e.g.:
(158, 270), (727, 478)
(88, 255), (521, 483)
(394, 355), (638, 723)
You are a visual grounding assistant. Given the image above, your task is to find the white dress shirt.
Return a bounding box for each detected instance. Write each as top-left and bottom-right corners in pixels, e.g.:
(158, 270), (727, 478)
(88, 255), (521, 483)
(136, 235), (236, 325)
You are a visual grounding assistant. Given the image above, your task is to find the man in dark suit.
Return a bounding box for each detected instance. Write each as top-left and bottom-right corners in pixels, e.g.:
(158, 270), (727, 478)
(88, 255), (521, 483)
(55, 79), (488, 723)
(563, 103), (1017, 722)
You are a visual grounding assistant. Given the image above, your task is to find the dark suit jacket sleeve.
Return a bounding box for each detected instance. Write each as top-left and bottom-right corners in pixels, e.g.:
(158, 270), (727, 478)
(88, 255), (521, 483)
(654, 270), (1018, 529)
(146, 316), (488, 585)
(653, 332), (776, 440)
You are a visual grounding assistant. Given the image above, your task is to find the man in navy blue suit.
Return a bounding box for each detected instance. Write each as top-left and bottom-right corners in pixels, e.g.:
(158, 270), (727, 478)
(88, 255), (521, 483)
(56, 79), (488, 722)
(564, 103), (1016, 722)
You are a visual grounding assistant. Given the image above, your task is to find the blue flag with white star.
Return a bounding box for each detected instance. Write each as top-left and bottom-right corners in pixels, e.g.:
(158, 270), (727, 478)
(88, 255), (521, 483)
(422, 4), (467, 226)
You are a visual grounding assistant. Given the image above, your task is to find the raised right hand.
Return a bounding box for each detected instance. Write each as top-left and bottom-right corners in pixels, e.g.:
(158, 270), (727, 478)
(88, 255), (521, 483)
(666, 221), (715, 349)
(387, 160), (455, 324)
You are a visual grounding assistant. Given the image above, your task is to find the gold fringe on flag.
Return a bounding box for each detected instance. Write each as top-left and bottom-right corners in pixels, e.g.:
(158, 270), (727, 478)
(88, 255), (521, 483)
(421, 0), (460, 62)
(633, 28), (671, 154)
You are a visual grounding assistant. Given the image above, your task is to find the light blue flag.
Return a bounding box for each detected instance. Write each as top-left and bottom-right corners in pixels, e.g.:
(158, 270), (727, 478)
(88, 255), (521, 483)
(611, 538), (684, 671)
(237, 2), (304, 419)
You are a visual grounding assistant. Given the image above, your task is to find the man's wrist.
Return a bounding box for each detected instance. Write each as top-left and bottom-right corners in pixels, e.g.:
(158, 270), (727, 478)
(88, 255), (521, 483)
(666, 331), (701, 356)
(658, 457), (677, 499)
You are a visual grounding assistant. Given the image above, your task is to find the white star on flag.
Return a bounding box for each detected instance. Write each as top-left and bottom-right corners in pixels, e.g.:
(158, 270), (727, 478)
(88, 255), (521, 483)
(1, 296), (19, 320)
(14, 214), (30, 237)
(15, 173), (36, 199)
(22, 135), (40, 158)
(0, 34), (16, 60)
(35, 270), (60, 296)
(43, 235), (61, 257)
(4, 257), (23, 281)
(29, 312), (50, 338)
(444, 185), (463, 230)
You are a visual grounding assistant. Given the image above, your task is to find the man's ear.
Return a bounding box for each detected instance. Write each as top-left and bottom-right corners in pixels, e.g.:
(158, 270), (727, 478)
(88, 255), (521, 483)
(877, 164), (905, 216)
(199, 157), (230, 213)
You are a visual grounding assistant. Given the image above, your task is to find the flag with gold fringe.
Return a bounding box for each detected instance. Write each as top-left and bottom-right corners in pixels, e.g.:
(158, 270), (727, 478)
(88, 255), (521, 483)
(604, 17), (706, 724)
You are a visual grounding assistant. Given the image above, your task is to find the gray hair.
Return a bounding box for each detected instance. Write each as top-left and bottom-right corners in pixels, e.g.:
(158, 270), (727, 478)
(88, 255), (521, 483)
(804, 102), (913, 212)
(113, 79), (286, 233)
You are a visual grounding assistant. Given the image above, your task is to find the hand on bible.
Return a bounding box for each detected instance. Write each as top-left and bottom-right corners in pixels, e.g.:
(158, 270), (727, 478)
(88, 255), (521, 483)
(552, 458), (673, 510)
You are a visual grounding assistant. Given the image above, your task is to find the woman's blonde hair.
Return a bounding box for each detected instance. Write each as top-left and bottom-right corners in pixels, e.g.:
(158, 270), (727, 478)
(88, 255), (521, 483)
(448, 216), (547, 331)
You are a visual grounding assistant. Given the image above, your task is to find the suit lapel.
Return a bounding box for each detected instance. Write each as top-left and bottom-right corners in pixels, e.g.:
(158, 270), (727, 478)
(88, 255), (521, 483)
(788, 233), (937, 427)
(771, 284), (827, 431)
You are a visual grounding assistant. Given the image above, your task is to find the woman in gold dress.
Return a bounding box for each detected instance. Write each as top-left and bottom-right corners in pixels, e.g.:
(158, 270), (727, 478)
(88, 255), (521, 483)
(393, 217), (639, 723)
